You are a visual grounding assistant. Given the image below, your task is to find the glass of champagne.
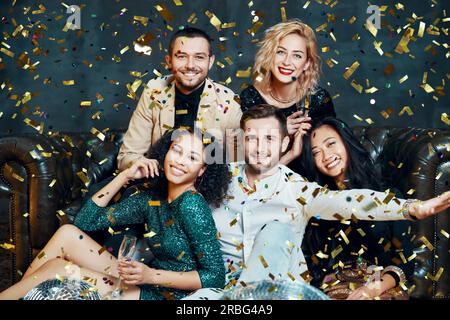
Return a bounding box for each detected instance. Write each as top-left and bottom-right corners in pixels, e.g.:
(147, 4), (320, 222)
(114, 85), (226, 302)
(111, 235), (137, 299)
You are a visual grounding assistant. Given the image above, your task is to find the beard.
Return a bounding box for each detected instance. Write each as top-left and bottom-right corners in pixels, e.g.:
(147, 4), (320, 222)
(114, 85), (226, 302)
(173, 68), (208, 93)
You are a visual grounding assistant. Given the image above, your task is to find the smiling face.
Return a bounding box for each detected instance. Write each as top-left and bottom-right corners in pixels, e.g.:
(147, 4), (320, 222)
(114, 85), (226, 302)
(166, 37), (214, 94)
(163, 132), (206, 186)
(270, 33), (310, 85)
(243, 117), (290, 175)
(310, 125), (348, 184)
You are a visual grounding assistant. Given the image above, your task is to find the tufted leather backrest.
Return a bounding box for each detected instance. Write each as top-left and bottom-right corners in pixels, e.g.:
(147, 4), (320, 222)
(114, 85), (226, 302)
(0, 126), (449, 298)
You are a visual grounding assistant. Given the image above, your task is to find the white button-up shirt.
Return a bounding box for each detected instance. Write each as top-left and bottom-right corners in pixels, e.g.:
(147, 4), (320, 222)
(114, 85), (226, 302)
(212, 162), (407, 281)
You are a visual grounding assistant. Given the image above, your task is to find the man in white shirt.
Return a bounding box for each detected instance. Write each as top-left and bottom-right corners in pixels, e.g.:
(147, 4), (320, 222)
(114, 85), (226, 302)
(185, 104), (450, 299)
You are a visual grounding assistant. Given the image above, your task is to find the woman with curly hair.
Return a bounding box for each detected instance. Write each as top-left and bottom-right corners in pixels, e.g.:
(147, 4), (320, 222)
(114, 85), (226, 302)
(240, 19), (336, 166)
(0, 129), (230, 300)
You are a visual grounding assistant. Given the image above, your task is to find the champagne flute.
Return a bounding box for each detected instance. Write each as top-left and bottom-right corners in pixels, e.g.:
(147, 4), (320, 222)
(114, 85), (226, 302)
(111, 235), (137, 299)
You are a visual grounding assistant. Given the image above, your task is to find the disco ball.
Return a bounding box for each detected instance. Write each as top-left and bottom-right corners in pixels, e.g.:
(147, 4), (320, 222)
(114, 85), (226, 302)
(23, 278), (103, 300)
(221, 280), (330, 300)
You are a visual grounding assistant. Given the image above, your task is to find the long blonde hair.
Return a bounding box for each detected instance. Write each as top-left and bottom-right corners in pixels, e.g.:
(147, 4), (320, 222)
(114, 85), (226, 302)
(253, 19), (321, 102)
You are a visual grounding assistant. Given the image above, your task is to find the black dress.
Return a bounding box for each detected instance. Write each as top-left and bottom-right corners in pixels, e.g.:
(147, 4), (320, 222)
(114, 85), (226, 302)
(239, 85), (336, 123)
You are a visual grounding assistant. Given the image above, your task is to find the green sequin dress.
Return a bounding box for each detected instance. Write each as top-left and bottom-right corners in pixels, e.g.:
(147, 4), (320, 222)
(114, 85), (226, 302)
(74, 190), (225, 300)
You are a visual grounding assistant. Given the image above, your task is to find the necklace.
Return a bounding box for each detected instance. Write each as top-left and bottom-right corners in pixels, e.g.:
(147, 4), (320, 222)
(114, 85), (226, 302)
(269, 89), (296, 104)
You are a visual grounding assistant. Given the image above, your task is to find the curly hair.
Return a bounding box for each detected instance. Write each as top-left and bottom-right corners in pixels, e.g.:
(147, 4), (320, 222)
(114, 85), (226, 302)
(253, 19), (321, 102)
(145, 129), (231, 208)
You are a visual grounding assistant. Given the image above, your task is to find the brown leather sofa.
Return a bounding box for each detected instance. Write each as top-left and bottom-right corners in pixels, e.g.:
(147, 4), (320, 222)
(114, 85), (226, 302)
(0, 127), (449, 298)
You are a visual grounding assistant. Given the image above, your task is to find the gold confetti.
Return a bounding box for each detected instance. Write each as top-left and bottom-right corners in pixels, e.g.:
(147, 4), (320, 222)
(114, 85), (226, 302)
(343, 61), (360, 80)
(133, 16), (149, 27)
(76, 171), (90, 187)
(316, 23), (328, 33)
(247, 21), (263, 35)
(331, 245), (343, 258)
(382, 192), (396, 204)
(37, 251), (46, 259)
(440, 229), (449, 239)
(155, 4), (174, 21)
(399, 75), (409, 84)
(338, 230), (349, 245)
(280, 7), (287, 22)
(144, 231), (157, 238)
(236, 67), (252, 78)
(399, 106), (413, 116)
(107, 227), (115, 235)
(348, 16), (356, 24)
(62, 80), (75, 86)
(395, 28), (414, 54)
(205, 10), (222, 31)
(441, 113), (450, 125)
(80, 101), (91, 107)
(176, 251), (186, 261)
(90, 127), (105, 141)
(176, 109), (188, 115)
(57, 210), (65, 217)
(49, 179), (57, 187)
(418, 21), (425, 38)
(258, 255), (269, 268)
(0, 243), (15, 250)
(120, 46), (130, 55)
(419, 236), (434, 251)
(365, 20), (378, 37)
(350, 80), (363, 93)
(148, 200), (161, 206)
(222, 22), (236, 29)
(0, 47), (14, 58)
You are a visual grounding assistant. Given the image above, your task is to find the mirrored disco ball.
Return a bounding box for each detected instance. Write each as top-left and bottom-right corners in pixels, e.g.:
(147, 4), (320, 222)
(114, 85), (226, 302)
(222, 280), (330, 300)
(23, 278), (102, 300)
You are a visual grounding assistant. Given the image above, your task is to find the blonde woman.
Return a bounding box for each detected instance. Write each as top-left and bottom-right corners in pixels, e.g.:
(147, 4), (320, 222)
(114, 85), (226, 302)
(240, 19), (336, 166)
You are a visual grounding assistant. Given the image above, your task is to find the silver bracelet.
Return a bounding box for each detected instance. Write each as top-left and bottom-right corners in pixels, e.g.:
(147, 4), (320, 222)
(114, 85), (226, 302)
(382, 266), (407, 285)
(401, 199), (419, 221)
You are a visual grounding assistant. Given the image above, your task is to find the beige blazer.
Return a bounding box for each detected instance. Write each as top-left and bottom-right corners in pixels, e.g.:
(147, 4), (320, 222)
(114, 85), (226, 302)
(117, 75), (242, 170)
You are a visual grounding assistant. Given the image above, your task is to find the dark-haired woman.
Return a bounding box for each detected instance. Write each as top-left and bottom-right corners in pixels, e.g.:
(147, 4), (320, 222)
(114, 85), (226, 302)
(300, 117), (415, 300)
(0, 129), (229, 300)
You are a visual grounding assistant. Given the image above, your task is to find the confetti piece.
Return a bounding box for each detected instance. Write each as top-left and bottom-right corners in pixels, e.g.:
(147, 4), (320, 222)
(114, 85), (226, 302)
(80, 101), (91, 107)
(57, 210), (65, 217)
(440, 229), (449, 239)
(316, 23), (328, 33)
(37, 251), (46, 259)
(331, 245), (343, 258)
(343, 61), (360, 80)
(76, 171), (90, 187)
(144, 231), (157, 238)
(120, 46), (130, 55)
(148, 200), (161, 206)
(419, 236), (434, 251)
(395, 28), (414, 54)
(258, 255), (269, 268)
(236, 67), (252, 78)
(399, 75), (409, 84)
(441, 113), (450, 125)
(155, 4), (174, 21)
(133, 16), (149, 27)
(365, 20), (378, 37)
(90, 127), (105, 141)
(418, 21), (426, 38)
(49, 179), (57, 187)
(350, 80), (363, 93)
(0, 47), (15, 58)
(62, 80), (75, 86)
(176, 251), (186, 261)
(205, 10), (222, 31)
(0, 243), (15, 250)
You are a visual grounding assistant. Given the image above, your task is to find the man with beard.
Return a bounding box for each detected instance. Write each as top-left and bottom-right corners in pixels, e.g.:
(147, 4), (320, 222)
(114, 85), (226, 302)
(118, 27), (242, 171)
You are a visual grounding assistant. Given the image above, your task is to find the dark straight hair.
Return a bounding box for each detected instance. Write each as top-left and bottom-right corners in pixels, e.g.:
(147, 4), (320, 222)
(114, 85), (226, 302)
(300, 117), (383, 191)
(240, 104), (289, 137)
(169, 26), (213, 55)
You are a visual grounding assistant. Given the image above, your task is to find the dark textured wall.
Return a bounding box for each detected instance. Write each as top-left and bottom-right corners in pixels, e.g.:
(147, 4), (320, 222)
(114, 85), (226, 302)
(0, 0), (449, 136)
